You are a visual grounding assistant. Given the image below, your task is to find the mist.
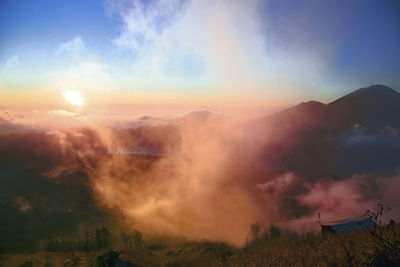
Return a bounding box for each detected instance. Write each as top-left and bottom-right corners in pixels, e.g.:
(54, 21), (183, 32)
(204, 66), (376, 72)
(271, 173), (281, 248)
(2, 100), (398, 246)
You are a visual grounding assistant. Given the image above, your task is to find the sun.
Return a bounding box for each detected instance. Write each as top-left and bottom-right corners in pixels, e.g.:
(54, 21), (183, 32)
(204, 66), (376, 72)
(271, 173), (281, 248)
(63, 89), (84, 106)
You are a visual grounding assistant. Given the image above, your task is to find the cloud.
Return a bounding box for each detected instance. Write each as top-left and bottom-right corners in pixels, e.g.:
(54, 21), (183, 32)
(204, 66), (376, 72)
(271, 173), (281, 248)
(49, 109), (76, 118)
(107, 0), (204, 85)
(0, 1), (336, 105)
(104, 0), (334, 101)
(57, 36), (85, 57)
(2, 104), (400, 245)
(110, 0), (188, 54)
(106, 0), (271, 92)
(42, 119), (400, 245)
(52, 36), (115, 102)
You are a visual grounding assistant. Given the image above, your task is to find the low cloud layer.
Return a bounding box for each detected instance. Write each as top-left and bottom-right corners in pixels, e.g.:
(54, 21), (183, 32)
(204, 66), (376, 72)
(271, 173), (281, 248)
(53, 122), (400, 245)
(1, 98), (400, 245)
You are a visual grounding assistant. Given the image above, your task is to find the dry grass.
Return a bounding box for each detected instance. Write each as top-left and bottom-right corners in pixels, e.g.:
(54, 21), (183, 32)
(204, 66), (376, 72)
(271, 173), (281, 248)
(0, 223), (399, 267)
(218, 223), (400, 267)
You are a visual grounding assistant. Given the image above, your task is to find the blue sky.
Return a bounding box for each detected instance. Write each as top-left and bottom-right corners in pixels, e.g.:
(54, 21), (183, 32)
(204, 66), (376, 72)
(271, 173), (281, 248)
(0, 0), (118, 56)
(261, 0), (400, 95)
(0, 0), (399, 105)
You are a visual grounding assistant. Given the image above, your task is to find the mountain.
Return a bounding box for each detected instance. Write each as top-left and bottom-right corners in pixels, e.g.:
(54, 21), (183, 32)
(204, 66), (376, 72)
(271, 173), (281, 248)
(253, 100), (328, 140)
(327, 85), (400, 131)
(172, 110), (219, 126)
(255, 84), (400, 134)
(246, 84), (400, 179)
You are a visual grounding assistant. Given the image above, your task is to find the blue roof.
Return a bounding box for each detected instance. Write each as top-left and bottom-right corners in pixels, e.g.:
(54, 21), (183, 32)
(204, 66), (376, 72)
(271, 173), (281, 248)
(323, 217), (374, 234)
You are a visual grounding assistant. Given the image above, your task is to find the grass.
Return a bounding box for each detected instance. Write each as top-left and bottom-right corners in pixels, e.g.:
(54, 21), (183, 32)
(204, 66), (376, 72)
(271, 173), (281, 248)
(0, 222), (399, 266)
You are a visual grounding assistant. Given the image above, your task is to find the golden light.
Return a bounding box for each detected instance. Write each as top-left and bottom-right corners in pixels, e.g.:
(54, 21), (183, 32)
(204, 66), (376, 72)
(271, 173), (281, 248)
(63, 89), (84, 106)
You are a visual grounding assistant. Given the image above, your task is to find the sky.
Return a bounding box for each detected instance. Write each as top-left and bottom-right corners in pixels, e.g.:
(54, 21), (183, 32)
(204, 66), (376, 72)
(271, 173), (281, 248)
(0, 0), (399, 106)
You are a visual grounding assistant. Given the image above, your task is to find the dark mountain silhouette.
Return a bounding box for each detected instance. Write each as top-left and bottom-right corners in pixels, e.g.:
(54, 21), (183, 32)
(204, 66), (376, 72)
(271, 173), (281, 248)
(327, 85), (400, 131)
(255, 84), (400, 135)
(245, 85), (400, 179)
(253, 100), (327, 140)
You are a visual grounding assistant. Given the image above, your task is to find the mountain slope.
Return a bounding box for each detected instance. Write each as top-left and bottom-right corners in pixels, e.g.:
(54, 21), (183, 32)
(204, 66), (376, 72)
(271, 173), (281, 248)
(245, 84), (400, 179)
(327, 85), (400, 130)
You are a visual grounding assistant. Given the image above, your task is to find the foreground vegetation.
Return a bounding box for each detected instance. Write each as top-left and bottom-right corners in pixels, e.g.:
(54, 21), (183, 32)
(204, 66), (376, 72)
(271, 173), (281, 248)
(0, 220), (399, 267)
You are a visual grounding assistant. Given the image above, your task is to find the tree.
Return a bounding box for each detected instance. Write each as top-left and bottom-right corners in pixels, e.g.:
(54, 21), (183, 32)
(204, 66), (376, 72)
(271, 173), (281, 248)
(366, 203), (391, 226)
(83, 230), (90, 251)
(47, 238), (60, 251)
(95, 227), (112, 249)
(250, 222), (261, 241)
(121, 233), (133, 249)
(269, 225), (282, 238)
(132, 229), (143, 248)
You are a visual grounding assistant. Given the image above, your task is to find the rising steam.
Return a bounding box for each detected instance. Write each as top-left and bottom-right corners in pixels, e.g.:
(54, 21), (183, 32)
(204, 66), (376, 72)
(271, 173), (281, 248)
(36, 110), (400, 245)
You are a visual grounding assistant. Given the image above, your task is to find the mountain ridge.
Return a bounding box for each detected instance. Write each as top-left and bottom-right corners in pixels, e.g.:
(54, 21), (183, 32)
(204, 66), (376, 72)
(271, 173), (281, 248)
(256, 84), (400, 132)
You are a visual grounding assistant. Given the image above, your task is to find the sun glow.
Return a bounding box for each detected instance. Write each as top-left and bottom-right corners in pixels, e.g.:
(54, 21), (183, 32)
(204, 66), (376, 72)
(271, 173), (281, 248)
(63, 90), (84, 106)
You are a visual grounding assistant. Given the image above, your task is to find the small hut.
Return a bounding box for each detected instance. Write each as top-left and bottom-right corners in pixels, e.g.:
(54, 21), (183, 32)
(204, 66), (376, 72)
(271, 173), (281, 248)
(319, 214), (375, 235)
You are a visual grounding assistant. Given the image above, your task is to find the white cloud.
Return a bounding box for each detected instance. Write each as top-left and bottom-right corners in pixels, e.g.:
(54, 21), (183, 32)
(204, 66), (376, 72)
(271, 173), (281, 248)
(108, 0), (198, 83)
(52, 36), (115, 100)
(105, 0), (333, 100)
(58, 36), (85, 57)
(106, 0), (270, 91)
(111, 0), (186, 53)
(49, 109), (76, 117)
